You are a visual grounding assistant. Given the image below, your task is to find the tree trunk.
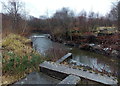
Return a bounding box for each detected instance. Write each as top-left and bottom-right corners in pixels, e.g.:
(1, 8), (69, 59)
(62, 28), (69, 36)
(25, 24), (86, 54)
(118, 2), (120, 31)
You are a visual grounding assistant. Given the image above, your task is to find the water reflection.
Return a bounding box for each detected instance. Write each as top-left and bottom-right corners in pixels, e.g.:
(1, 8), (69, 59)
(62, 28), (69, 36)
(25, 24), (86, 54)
(31, 34), (117, 74)
(70, 48), (117, 73)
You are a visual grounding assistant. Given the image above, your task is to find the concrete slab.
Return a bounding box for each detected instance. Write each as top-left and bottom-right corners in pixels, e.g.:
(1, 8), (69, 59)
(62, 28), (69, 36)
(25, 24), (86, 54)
(56, 53), (72, 63)
(39, 61), (118, 85)
(57, 75), (80, 86)
(12, 72), (60, 85)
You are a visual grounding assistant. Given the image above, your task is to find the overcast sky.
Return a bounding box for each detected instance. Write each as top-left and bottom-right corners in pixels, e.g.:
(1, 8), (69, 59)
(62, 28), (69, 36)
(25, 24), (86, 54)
(0, 0), (117, 18)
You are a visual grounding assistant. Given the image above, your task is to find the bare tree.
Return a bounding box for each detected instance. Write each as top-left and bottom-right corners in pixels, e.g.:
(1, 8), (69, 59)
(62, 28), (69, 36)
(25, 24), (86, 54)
(118, 1), (120, 31)
(52, 7), (75, 40)
(109, 1), (120, 30)
(77, 10), (87, 33)
(2, 0), (27, 33)
(88, 11), (98, 32)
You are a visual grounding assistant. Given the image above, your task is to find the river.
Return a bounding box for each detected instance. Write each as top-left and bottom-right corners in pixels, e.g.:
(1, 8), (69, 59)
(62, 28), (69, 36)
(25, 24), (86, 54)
(31, 34), (118, 75)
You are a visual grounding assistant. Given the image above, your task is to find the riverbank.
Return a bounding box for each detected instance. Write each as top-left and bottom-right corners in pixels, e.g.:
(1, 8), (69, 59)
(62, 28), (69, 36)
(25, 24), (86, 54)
(30, 33), (118, 78)
(2, 33), (70, 85)
(6, 33), (118, 85)
(50, 33), (120, 58)
(1, 33), (45, 85)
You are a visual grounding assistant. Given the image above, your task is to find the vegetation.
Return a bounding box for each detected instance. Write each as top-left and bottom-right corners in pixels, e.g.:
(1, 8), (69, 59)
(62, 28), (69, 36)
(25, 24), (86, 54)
(2, 0), (119, 38)
(1, 33), (67, 85)
(2, 34), (44, 85)
(28, 8), (117, 40)
(45, 44), (68, 62)
(2, 0), (29, 36)
(1, 0), (120, 85)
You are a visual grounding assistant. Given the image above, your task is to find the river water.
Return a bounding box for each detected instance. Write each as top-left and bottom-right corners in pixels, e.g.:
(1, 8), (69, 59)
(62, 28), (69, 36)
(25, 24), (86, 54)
(31, 34), (118, 75)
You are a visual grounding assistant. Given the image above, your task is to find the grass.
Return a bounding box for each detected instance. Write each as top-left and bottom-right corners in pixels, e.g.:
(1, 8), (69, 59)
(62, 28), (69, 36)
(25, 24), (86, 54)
(1, 33), (45, 85)
(2, 52), (43, 75)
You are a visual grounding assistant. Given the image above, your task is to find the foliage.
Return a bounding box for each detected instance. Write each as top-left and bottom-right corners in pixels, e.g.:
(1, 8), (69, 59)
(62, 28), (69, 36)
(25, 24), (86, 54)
(2, 52), (43, 75)
(2, 34), (44, 75)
